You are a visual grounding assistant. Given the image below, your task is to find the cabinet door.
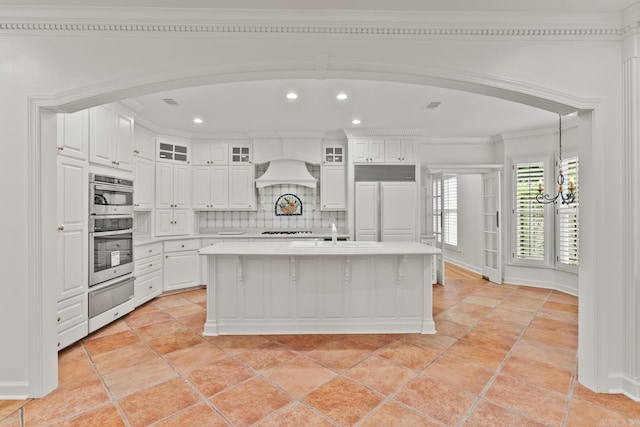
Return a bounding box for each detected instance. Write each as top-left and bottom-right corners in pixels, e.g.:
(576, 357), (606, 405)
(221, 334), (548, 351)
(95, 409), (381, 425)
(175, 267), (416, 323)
(192, 143), (212, 166)
(164, 251), (199, 291)
(89, 106), (115, 168)
(135, 270), (162, 307)
(384, 140), (402, 162)
(354, 182), (379, 241)
(133, 125), (155, 160)
(192, 166), (212, 209)
(173, 209), (193, 235)
(57, 157), (87, 301)
(155, 162), (174, 209)
(211, 144), (229, 165)
(210, 166), (229, 209)
(228, 165), (255, 209)
(56, 110), (89, 160)
(173, 164), (191, 208)
(115, 112), (134, 171)
(400, 141), (417, 162)
(351, 140), (369, 162)
(323, 145), (345, 165)
(133, 157), (154, 210)
(229, 144), (252, 164)
(321, 166), (346, 210)
(381, 182), (416, 241)
(370, 140), (385, 162)
(155, 209), (174, 236)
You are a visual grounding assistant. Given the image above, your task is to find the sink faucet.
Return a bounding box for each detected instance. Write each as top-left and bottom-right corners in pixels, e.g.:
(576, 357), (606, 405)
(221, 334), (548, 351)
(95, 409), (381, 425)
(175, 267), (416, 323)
(331, 222), (337, 245)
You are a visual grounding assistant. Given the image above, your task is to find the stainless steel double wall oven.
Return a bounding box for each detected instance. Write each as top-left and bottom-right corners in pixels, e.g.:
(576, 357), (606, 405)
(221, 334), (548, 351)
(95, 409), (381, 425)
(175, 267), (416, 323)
(88, 173), (135, 332)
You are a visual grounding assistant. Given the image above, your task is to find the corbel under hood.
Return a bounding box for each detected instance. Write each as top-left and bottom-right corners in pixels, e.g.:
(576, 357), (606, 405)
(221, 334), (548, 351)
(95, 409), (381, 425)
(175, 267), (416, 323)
(255, 159), (318, 189)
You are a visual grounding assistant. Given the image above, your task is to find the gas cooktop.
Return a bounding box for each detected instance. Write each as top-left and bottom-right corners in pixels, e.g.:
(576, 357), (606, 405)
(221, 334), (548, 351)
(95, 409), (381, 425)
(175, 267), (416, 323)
(261, 230), (313, 235)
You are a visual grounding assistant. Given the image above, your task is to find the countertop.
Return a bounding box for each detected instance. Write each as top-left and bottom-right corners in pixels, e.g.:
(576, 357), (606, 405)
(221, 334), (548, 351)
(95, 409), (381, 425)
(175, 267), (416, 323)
(198, 240), (441, 256)
(135, 228), (350, 246)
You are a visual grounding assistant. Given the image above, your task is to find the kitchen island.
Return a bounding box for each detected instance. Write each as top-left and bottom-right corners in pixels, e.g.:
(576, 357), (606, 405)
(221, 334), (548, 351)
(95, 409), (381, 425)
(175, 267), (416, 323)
(199, 241), (440, 336)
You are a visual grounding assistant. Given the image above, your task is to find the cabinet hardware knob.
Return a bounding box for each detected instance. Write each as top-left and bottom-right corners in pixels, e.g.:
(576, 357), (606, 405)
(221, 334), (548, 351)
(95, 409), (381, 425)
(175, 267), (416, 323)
(57, 342), (61, 347)
(57, 316), (61, 322)
(166, 256), (169, 258)
(149, 263), (153, 267)
(181, 244), (185, 248)
(57, 146), (64, 151)
(134, 150), (140, 154)
(148, 249), (152, 253)
(149, 285), (153, 289)
(57, 226), (64, 231)
(114, 312), (119, 317)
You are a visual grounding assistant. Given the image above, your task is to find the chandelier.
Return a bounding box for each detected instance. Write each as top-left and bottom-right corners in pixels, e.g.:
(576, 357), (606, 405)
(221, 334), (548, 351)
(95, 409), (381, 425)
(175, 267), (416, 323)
(537, 114), (575, 205)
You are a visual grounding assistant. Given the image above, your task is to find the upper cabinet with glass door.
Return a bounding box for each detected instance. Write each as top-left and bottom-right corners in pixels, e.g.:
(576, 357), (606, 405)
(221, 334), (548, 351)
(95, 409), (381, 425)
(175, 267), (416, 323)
(157, 136), (190, 164)
(229, 143), (252, 164)
(323, 145), (345, 165)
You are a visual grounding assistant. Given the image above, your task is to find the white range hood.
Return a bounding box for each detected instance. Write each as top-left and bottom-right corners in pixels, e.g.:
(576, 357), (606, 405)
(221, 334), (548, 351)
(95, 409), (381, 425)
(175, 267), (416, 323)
(255, 159), (318, 189)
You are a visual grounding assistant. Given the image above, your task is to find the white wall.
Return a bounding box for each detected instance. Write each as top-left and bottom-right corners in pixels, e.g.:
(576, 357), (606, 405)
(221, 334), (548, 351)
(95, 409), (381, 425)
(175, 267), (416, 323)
(0, 7), (630, 398)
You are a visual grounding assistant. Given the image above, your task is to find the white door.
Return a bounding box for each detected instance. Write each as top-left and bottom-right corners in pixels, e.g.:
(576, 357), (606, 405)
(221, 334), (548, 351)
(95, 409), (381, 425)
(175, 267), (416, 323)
(173, 164), (191, 208)
(115, 112), (134, 171)
(155, 162), (174, 209)
(228, 165), (254, 209)
(133, 156), (154, 210)
(380, 181), (416, 241)
(431, 173), (446, 285)
(192, 166), (212, 209)
(354, 182), (379, 241)
(482, 171), (502, 284)
(210, 166), (229, 208)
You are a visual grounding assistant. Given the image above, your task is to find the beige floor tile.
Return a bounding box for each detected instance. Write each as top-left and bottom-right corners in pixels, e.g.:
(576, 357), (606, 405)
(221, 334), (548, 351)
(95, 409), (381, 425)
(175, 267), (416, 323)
(264, 357), (336, 397)
(254, 402), (334, 427)
(346, 355), (416, 395)
(361, 402), (441, 426)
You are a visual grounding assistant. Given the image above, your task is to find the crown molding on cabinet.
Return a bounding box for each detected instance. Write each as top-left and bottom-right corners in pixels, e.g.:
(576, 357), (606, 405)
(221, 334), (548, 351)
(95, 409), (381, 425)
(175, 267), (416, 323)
(344, 128), (425, 139)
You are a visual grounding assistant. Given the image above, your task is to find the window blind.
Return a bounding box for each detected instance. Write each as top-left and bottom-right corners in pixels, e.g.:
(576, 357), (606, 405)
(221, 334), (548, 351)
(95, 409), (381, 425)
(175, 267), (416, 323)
(443, 176), (458, 246)
(515, 162), (545, 261)
(557, 156), (579, 266)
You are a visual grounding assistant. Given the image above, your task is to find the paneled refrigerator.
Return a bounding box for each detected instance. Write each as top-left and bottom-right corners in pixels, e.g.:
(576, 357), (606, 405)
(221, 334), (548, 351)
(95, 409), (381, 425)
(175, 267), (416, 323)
(354, 181), (417, 241)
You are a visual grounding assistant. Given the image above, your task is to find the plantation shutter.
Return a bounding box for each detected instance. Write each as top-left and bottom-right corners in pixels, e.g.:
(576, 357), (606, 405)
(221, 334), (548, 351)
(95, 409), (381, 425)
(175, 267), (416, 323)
(443, 176), (458, 246)
(557, 156), (579, 266)
(515, 162), (545, 261)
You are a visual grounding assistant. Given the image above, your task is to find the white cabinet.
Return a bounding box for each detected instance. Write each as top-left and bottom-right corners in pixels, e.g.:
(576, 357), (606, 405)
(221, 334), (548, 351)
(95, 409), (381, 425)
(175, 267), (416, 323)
(193, 165), (255, 210)
(322, 144), (345, 165)
(351, 139), (384, 163)
(155, 209), (193, 236)
(89, 105), (134, 171)
(163, 239), (201, 292)
(228, 166), (255, 209)
(229, 143), (252, 164)
(56, 155), (88, 350)
(156, 162), (190, 209)
(157, 137), (190, 164)
(384, 140), (417, 163)
(56, 156), (88, 302)
(134, 241), (163, 306)
(193, 143), (228, 165)
(133, 156), (154, 210)
(56, 293), (89, 351)
(321, 166), (346, 210)
(133, 125), (156, 161)
(56, 110), (89, 160)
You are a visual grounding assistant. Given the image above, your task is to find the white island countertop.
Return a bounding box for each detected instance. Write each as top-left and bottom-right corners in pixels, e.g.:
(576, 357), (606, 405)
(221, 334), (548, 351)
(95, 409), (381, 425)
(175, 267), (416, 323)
(198, 240), (441, 256)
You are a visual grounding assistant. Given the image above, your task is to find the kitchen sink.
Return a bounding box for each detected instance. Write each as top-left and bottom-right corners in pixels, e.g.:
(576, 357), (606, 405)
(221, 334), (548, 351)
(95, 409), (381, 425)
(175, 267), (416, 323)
(288, 240), (383, 248)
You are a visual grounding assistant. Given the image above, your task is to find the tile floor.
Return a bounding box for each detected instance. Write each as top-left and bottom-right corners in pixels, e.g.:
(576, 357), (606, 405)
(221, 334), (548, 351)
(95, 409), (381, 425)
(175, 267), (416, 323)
(2, 264), (640, 426)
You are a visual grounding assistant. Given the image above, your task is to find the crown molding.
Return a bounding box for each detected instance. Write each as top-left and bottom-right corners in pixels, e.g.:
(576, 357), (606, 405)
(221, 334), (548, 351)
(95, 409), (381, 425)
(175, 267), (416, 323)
(0, 6), (632, 40)
(344, 128), (425, 138)
(420, 137), (494, 145)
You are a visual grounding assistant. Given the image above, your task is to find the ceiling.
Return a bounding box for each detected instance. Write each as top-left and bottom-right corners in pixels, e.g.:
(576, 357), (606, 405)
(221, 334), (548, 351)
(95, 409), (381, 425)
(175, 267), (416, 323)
(7, 0), (635, 138)
(124, 79), (562, 138)
(0, 0), (636, 13)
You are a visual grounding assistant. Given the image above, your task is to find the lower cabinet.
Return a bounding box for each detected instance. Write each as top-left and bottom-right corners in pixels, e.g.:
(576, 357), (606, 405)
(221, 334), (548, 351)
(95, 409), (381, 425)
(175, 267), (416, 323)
(164, 239), (201, 292)
(56, 293), (88, 351)
(134, 241), (164, 306)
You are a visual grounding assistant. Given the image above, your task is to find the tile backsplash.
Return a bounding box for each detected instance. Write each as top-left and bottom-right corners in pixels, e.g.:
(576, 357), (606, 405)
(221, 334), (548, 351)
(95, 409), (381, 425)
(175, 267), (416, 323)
(199, 164), (346, 231)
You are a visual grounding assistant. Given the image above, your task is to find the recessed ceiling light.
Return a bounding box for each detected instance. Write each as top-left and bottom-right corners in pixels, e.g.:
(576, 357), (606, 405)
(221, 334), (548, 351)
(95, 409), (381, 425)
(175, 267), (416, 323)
(193, 118), (203, 124)
(286, 92), (298, 100)
(336, 93), (348, 100)
(352, 119), (361, 125)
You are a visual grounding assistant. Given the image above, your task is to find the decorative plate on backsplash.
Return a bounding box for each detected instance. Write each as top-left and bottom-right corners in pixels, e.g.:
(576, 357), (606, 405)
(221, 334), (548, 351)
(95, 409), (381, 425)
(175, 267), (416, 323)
(275, 193), (302, 216)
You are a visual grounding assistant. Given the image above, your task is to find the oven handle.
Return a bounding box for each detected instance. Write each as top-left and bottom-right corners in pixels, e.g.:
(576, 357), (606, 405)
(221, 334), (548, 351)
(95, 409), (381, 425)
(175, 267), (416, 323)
(90, 229), (133, 237)
(93, 183), (134, 193)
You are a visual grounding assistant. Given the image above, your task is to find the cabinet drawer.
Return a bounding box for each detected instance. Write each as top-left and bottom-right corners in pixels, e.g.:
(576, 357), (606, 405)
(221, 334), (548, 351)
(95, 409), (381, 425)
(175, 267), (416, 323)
(201, 238), (223, 248)
(134, 242), (163, 260)
(135, 270), (163, 306)
(135, 254), (162, 277)
(57, 293), (88, 334)
(164, 239), (201, 252)
(57, 320), (88, 351)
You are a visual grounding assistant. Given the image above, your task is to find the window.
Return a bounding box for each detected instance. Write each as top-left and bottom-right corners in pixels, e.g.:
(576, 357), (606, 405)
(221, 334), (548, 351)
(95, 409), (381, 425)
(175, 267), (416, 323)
(512, 154), (579, 270)
(513, 161), (546, 262)
(432, 175), (458, 247)
(556, 155), (579, 269)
